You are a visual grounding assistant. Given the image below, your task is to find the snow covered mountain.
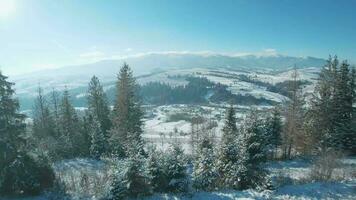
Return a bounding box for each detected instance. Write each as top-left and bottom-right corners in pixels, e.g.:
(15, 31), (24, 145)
(10, 52), (325, 111)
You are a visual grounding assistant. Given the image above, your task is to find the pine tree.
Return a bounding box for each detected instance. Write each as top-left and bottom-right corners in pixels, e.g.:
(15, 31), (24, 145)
(32, 86), (58, 158)
(334, 61), (354, 151)
(192, 136), (217, 191)
(110, 63), (144, 157)
(58, 89), (81, 157)
(145, 148), (168, 192)
(265, 107), (282, 159)
(0, 72), (25, 149)
(308, 56), (339, 151)
(164, 144), (188, 193)
(308, 56), (356, 154)
(238, 110), (270, 190)
(215, 104), (240, 189)
(0, 72), (55, 195)
(89, 117), (106, 159)
(110, 157), (151, 199)
(87, 76), (111, 151)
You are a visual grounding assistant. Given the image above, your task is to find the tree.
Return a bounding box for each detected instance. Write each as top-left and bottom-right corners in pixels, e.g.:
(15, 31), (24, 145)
(238, 111), (271, 190)
(33, 87), (56, 138)
(87, 76), (111, 151)
(164, 144), (188, 193)
(282, 67), (305, 159)
(333, 61), (355, 151)
(192, 136), (217, 191)
(0, 72), (55, 196)
(265, 107), (282, 159)
(89, 117), (106, 159)
(146, 148), (168, 192)
(110, 157), (151, 199)
(58, 89), (82, 157)
(0, 72), (25, 150)
(110, 63), (144, 157)
(308, 56), (356, 154)
(215, 104), (240, 189)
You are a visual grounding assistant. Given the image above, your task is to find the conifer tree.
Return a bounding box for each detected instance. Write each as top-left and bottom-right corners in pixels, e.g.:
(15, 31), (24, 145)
(87, 76), (111, 149)
(265, 107), (282, 159)
(110, 63), (144, 157)
(110, 156), (151, 199)
(146, 148), (167, 192)
(58, 89), (81, 157)
(89, 117), (106, 159)
(192, 136), (217, 191)
(215, 104), (240, 189)
(164, 144), (188, 193)
(0, 72), (54, 195)
(238, 110), (270, 190)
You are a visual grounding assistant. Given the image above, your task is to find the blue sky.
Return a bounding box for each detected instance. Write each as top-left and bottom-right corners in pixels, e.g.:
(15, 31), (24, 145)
(0, 0), (356, 75)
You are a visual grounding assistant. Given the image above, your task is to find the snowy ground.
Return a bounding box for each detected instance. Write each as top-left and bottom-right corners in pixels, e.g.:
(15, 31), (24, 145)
(2, 157), (354, 200)
(142, 104), (270, 153)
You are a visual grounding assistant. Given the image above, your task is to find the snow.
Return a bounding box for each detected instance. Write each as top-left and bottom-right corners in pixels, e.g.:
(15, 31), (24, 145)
(3, 157), (355, 200)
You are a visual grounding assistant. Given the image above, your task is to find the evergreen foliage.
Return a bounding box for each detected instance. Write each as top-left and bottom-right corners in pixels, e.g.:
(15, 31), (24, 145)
(87, 76), (111, 152)
(192, 136), (217, 191)
(110, 63), (145, 157)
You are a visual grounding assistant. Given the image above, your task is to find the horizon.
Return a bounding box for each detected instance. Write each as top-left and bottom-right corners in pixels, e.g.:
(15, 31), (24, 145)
(1, 0), (356, 75)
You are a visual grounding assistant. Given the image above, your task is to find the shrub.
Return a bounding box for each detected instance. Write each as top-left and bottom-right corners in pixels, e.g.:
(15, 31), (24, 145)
(309, 149), (342, 182)
(0, 152), (55, 196)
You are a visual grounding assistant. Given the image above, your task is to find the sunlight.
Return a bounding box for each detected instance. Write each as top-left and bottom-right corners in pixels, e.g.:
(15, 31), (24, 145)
(0, 0), (16, 19)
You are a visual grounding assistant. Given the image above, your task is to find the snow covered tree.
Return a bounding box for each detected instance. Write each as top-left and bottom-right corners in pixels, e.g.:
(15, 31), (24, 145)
(164, 144), (188, 193)
(264, 107), (282, 159)
(110, 157), (151, 199)
(146, 148), (168, 192)
(308, 56), (356, 154)
(215, 104), (241, 189)
(192, 136), (217, 191)
(87, 76), (111, 151)
(110, 63), (145, 157)
(238, 110), (271, 190)
(58, 89), (82, 157)
(89, 117), (106, 159)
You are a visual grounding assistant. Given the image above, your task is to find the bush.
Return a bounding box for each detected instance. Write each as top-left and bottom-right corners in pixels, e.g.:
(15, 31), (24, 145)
(0, 152), (55, 196)
(309, 149), (342, 182)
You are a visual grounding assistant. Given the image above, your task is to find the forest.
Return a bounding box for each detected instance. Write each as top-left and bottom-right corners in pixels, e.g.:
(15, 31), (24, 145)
(0, 57), (355, 199)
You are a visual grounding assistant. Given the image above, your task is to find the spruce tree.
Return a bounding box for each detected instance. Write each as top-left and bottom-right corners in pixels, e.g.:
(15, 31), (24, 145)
(110, 63), (144, 157)
(58, 89), (81, 157)
(110, 157), (151, 199)
(215, 104), (240, 189)
(0, 72), (25, 149)
(146, 148), (167, 192)
(265, 107), (282, 159)
(87, 76), (111, 151)
(238, 111), (270, 190)
(192, 136), (217, 191)
(0, 72), (55, 195)
(164, 144), (188, 193)
(334, 61), (354, 151)
(89, 117), (106, 159)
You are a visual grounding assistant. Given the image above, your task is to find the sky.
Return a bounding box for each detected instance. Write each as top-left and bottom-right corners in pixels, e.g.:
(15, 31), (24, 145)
(0, 0), (356, 75)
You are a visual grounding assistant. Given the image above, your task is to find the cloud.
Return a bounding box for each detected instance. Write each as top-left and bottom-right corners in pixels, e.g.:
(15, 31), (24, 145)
(125, 48), (133, 52)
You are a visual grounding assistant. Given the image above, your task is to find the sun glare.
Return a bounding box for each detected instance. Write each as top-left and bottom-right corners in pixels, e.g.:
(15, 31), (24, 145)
(0, 0), (16, 19)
